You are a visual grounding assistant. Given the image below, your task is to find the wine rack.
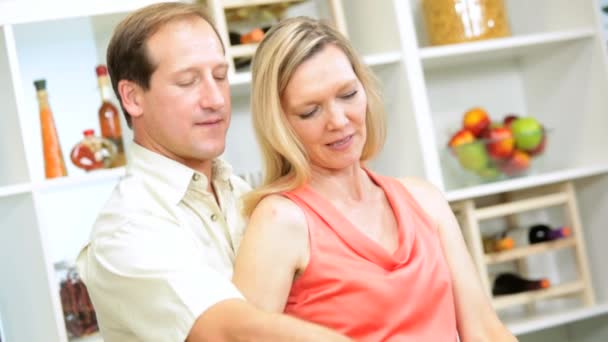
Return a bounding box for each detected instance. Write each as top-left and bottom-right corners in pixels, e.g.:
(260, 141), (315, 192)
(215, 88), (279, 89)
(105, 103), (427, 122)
(201, 0), (347, 73)
(452, 181), (595, 312)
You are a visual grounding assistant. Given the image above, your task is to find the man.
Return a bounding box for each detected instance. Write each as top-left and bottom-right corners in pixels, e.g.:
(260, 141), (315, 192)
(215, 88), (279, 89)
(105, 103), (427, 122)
(76, 3), (350, 341)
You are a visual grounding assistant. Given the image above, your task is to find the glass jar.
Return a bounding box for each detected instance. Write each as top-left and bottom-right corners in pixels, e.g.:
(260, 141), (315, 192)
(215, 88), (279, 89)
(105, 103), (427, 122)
(422, 0), (511, 46)
(70, 129), (117, 171)
(56, 261), (98, 338)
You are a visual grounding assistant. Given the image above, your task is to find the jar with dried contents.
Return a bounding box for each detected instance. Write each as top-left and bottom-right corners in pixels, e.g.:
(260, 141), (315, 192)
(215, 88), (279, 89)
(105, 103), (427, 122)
(422, 0), (511, 46)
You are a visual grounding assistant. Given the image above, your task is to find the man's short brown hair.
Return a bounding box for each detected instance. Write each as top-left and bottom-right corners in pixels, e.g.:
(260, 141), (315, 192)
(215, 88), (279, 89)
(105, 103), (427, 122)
(106, 2), (224, 127)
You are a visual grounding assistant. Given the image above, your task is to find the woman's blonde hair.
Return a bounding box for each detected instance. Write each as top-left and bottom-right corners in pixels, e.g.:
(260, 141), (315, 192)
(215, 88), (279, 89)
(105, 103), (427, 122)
(242, 17), (386, 217)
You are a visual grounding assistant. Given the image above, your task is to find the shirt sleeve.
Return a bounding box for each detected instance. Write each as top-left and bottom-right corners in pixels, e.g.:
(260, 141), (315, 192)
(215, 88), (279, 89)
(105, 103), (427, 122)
(77, 213), (243, 342)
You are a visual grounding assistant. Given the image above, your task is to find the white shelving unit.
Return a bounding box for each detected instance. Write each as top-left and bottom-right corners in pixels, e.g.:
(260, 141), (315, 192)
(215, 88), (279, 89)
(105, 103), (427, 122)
(0, 1), (607, 341)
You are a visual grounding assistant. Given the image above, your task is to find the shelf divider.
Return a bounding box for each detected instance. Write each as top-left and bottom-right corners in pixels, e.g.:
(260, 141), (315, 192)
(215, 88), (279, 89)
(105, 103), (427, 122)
(485, 237), (576, 264)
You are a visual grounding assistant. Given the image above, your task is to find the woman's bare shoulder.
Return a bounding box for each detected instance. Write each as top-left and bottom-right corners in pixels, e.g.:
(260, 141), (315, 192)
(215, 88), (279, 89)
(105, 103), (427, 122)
(248, 193), (308, 236)
(394, 176), (450, 226)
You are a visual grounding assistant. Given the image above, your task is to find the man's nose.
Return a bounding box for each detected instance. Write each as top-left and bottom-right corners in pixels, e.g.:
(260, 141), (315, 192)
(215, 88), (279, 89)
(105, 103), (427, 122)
(200, 78), (226, 110)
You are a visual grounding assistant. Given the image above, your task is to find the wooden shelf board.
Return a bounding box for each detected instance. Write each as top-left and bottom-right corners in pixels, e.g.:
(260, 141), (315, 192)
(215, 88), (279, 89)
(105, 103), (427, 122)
(493, 281), (585, 311)
(228, 50), (401, 87)
(71, 332), (103, 342)
(222, 0), (304, 10)
(33, 167), (125, 193)
(485, 237), (576, 264)
(474, 192), (568, 221)
(0, 0), (166, 26)
(229, 43), (258, 58)
(506, 302), (608, 336)
(0, 182), (32, 198)
(445, 163), (608, 202)
(420, 28), (595, 70)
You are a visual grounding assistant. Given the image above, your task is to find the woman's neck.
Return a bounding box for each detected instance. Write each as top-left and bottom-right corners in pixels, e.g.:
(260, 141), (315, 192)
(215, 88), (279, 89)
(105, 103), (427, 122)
(308, 163), (374, 202)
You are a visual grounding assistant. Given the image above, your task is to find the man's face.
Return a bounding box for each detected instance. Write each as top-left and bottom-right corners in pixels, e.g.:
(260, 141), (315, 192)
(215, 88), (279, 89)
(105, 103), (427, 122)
(134, 17), (231, 169)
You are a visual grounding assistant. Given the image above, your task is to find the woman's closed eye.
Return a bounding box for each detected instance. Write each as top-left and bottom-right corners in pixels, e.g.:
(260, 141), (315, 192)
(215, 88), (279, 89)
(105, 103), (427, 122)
(298, 106), (319, 119)
(340, 90), (357, 99)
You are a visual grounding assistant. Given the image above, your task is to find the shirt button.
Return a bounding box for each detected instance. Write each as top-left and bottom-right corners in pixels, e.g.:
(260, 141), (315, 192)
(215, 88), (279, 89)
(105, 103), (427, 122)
(211, 213), (218, 221)
(192, 174), (200, 181)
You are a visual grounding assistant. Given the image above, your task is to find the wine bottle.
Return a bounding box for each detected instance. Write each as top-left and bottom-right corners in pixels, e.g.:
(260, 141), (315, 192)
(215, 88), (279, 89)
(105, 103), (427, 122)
(528, 224), (571, 244)
(483, 235), (515, 253)
(95, 65), (125, 167)
(492, 272), (550, 296)
(34, 79), (67, 179)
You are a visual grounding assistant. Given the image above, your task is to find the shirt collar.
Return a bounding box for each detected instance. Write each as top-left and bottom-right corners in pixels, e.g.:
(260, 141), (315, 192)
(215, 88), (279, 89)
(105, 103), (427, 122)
(128, 142), (233, 205)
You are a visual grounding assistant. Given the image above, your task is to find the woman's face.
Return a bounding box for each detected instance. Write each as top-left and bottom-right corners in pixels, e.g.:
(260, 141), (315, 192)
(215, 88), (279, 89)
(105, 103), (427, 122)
(281, 44), (367, 171)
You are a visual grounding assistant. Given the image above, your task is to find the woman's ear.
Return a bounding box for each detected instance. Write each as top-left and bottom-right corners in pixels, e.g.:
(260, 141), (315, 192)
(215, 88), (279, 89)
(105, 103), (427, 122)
(118, 79), (144, 119)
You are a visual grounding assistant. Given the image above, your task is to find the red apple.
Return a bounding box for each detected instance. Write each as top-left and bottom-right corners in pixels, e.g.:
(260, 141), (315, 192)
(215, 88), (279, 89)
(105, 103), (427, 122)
(483, 126), (514, 160)
(500, 150), (530, 176)
(463, 107), (491, 137)
(503, 114), (519, 128)
(448, 129), (475, 149)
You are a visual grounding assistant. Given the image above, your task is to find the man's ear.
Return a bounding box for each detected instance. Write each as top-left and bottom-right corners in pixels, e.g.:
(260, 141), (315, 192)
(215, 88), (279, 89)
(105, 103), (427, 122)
(118, 80), (144, 119)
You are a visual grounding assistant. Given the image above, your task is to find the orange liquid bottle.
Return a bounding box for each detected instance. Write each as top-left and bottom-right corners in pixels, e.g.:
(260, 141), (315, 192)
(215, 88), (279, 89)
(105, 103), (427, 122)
(34, 79), (67, 179)
(96, 65), (125, 167)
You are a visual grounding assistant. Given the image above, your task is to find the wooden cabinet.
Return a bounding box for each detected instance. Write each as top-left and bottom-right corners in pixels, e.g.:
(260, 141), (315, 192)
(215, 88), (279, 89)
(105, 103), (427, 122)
(0, 1), (607, 341)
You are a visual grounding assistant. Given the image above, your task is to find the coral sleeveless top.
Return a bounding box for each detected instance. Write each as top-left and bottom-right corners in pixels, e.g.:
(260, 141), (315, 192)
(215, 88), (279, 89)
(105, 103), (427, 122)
(282, 170), (458, 341)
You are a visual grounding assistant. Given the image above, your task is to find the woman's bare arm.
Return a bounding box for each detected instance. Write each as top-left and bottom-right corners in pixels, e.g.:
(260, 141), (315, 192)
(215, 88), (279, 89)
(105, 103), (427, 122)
(399, 177), (517, 342)
(232, 194), (310, 312)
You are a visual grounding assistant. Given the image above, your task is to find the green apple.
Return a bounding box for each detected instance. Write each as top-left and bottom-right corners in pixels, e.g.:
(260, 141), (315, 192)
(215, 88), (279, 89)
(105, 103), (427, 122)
(476, 167), (500, 179)
(511, 117), (543, 151)
(455, 141), (488, 171)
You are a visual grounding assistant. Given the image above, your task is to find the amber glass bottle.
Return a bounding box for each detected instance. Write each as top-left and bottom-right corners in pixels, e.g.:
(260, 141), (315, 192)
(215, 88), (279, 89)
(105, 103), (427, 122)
(95, 65), (125, 167)
(34, 79), (67, 179)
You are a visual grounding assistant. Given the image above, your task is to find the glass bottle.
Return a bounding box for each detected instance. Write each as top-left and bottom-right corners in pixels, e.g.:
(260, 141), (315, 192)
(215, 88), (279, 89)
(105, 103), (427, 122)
(70, 129), (117, 172)
(492, 272), (550, 296)
(528, 224), (571, 244)
(96, 65), (125, 167)
(482, 234), (514, 253)
(57, 261), (99, 338)
(34, 79), (68, 179)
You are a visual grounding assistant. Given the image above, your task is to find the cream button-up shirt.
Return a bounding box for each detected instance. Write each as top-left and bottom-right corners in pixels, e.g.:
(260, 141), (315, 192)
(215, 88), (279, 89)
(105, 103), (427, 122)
(76, 143), (251, 342)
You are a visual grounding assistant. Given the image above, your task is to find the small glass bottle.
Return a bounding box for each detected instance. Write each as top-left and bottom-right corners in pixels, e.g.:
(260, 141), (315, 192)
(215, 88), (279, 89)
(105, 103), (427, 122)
(70, 129), (117, 172)
(96, 65), (126, 167)
(57, 261), (99, 338)
(34, 79), (68, 179)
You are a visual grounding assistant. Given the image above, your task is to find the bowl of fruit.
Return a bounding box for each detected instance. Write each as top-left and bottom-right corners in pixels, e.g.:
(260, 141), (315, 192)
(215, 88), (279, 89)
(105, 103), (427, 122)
(446, 107), (548, 182)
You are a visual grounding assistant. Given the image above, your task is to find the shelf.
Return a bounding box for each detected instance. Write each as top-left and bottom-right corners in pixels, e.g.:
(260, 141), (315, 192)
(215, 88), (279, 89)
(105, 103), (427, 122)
(493, 281), (585, 311)
(71, 332), (103, 342)
(229, 50), (402, 87)
(445, 163), (608, 202)
(222, 0), (305, 9)
(33, 167), (125, 193)
(506, 302), (608, 336)
(485, 238), (576, 265)
(420, 29), (595, 70)
(229, 43), (258, 58)
(0, 0), (166, 25)
(474, 192), (568, 221)
(0, 182), (32, 198)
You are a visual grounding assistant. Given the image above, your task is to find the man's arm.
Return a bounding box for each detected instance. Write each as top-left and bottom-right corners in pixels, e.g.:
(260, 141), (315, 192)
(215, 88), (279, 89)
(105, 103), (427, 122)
(188, 298), (351, 342)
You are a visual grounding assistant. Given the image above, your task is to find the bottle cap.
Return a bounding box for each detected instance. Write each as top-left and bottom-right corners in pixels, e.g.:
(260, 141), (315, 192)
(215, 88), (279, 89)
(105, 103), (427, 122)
(96, 65), (108, 76)
(83, 129), (95, 136)
(33, 79), (46, 91)
(540, 279), (551, 289)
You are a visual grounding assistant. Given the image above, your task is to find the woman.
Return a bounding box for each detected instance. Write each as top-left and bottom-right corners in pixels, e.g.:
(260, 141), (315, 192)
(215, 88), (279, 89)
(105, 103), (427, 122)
(233, 17), (516, 341)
